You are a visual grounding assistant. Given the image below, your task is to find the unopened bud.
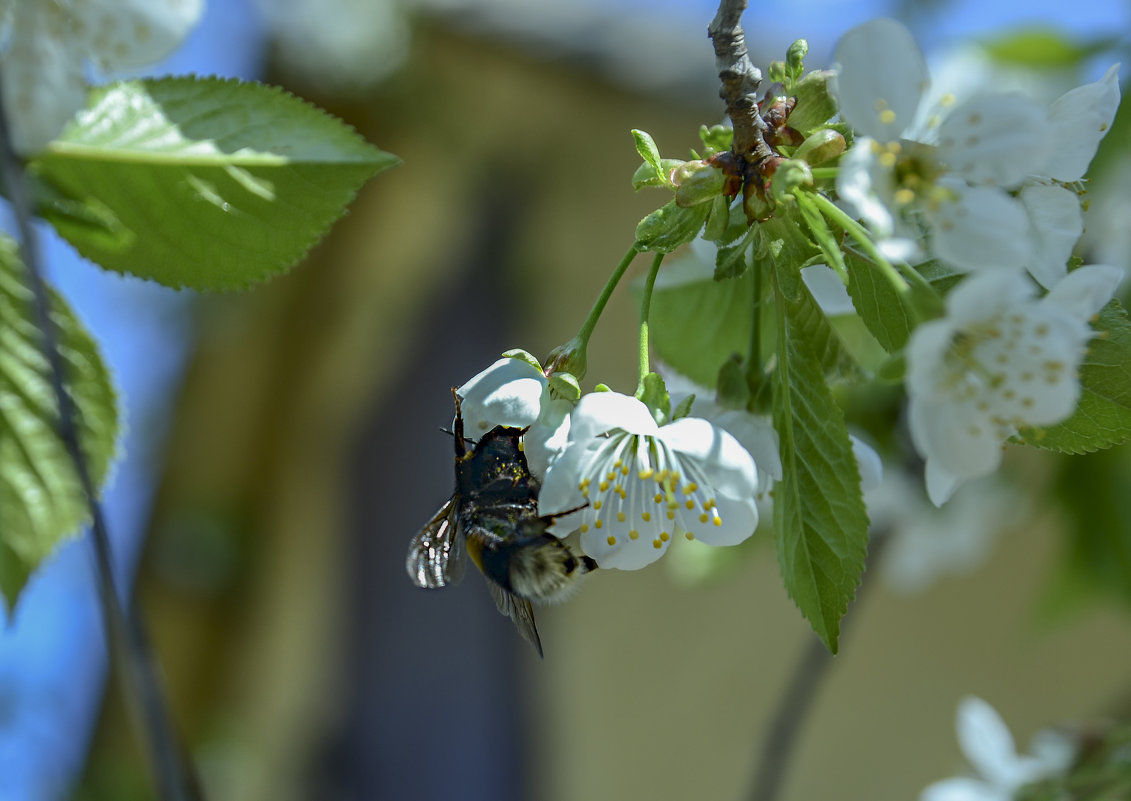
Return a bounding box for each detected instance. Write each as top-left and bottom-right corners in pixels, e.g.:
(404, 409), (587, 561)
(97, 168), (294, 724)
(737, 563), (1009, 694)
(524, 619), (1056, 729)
(672, 161), (727, 207)
(786, 39), (809, 73)
(770, 159), (813, 204)
(794, 128), (846, 166)
(543, 337), (587, 381)
(767, 60), (788, 85)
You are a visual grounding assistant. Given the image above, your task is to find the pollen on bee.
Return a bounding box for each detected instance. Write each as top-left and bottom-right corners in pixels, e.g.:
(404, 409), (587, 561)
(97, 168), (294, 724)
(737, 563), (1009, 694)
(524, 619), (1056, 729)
(607, 535), (617, 546)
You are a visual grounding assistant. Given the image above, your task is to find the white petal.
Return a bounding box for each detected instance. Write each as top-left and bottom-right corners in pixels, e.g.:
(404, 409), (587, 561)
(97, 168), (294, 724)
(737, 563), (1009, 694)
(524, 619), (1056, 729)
(908, 396), (1003, 491)
(524, 394), (573, 479)
(711, 411), (783, 485)
(1042, 264), (1123, 321)
(851, 436), (883, 494)
(935, 94), (1048, 187)
(944, 269), (1034, 327)
(538, 439), (595, 519)
(926, 185), (1031, 272)
(457, 357), (547, 436)
(659, 417), (758, 500)
(924, 458), (963, 507)
(956, 697), (1024, 788)
(1044, 64), (1121, 182)
(832, 19), (928, 141)
(836, 139), (896, 236)
(74, 0), (204, 71)
(1028, 729), (1077, 775)
(920, 777), (1002, 801)
(801, 264), (855, 316)
(3, 6), (88, 154)
(583, 525), (668, 570)
(686, 494), (758, 547)
(568, 391), (658, 443)
(1020, 184), (1083, 288)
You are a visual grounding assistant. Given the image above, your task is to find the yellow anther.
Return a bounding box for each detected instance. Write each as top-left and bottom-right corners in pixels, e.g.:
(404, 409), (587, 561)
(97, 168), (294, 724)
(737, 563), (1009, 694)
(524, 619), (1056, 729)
(617, 511), (626, 523)
(660, 531), (670, 542)
(638, 468), (654, 480)
(606, 535), (617, 546)
(642, 511), (651, 522)
(606, 471), (616, 482)
(629, 530), (639, 540)
(685, 500), (695, 510)
(614, 459), (623, 469)
(940, 92), (956, 107)
(593, 500), (603, 510)
(595, 519), (603, 529)
(579, 524), (589, 533)
(652, 539), (663, 549)
(621, 465), (630, 475)
(879, 151), (897, 169)
(654, 493), (663, 504)
(682, 483), (698, 494)
(685, 532), (695, 541)
(879, 108), (896, 125)
(599, 481), (609, 492)
(713, 517), (722, 527)
(894, 188), (915, 205)
(666, 510), (675, 520)
(699, 513), (709, 524)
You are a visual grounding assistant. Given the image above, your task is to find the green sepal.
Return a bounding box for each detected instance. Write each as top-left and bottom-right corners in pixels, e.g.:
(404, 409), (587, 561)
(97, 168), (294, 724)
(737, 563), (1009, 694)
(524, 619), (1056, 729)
(635, 200), (710, 253)
(502, 348), (543, 372)
(0, 236), (120, 610)
(671, 393), (696, 421)
(548, 372), (581, 402)
(794, 129), (846, 166)
(638, 372), (672, 426)
(673, 161), (727, 207)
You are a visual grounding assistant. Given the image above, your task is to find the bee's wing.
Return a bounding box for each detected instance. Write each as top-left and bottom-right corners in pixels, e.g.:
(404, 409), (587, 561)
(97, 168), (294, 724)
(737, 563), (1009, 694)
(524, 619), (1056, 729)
(483, 579), (544, 658)
(405, 499), (466, 588)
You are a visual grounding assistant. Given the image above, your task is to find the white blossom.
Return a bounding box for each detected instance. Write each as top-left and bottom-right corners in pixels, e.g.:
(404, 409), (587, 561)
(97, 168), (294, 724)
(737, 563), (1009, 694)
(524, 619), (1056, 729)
(538, 391), (759, 570)
(456, 355), (547, 437)
(921, 697), (1076, 801)
(0, 0), (204, 154)
(832, 19), (1120, 285)
(907, 265), (1123, 505)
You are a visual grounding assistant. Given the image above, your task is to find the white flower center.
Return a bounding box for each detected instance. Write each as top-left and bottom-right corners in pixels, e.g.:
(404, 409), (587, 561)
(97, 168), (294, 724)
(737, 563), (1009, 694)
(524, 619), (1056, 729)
(574, 432), (723, 549)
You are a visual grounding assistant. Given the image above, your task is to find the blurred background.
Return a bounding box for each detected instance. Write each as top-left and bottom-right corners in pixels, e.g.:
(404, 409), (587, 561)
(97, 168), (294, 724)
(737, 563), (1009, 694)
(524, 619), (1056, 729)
(2, 1), (1130, 799)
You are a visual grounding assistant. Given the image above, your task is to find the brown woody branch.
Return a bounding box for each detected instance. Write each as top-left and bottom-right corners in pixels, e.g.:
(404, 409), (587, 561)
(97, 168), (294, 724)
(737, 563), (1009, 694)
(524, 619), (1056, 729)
(708, 0), (773, 164)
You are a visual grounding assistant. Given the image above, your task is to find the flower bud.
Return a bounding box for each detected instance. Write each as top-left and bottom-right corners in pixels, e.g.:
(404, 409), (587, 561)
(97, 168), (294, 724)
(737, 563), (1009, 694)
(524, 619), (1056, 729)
(767, 60), (788, 85)
(770, 159), (813, 204)
(548, 371), (581, 402)
(793, 128), (846, 166)
(786, 39), (809, 73)
(672, 160), (727, 207)
(543, 337), (587, 381)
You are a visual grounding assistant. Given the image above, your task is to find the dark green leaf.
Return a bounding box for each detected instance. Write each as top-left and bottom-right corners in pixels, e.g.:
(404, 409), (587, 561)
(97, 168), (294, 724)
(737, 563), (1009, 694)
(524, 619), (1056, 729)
(771, 262), (869, 653)
(639, 372), (671, 425)
(31, 77), (399, 291)
(0, 237), (120, 609)
(843, 248), (916, 352)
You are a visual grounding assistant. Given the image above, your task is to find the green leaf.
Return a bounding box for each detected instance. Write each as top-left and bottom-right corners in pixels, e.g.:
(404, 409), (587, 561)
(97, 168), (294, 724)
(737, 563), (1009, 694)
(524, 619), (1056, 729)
(714, 225), (756, 279)
(771, 262), (869, 653)
(0, 237), (120, 609)
(843, 249), (915, 352)
(648, 255), (754, 387)
(634, 199), (710, 253)
(632, 158), (683, 190)
(30, 77), (399, 291)
(786, 70), (838, 136)
(1018, 299), (1131, 453)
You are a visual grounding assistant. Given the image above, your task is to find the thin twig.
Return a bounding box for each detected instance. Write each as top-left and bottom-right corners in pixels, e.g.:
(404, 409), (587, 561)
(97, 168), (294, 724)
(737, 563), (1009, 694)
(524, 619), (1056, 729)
(0, 84), (202, 801)
(746, 531), (891, 801)
(708, 0), (772, 163)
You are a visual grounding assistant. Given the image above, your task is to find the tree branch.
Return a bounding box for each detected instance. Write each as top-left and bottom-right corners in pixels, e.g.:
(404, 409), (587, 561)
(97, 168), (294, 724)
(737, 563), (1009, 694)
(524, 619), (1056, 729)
(708, 0), (772, 162)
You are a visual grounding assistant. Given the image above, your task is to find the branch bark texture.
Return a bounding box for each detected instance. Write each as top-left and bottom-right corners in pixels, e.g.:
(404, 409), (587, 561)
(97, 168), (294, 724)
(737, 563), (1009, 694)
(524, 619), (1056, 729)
(708, 0), (772, 163)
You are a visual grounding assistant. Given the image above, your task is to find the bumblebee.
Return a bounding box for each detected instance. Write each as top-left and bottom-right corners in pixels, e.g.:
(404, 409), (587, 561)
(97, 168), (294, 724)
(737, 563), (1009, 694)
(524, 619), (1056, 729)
(405, 390), (596, 656)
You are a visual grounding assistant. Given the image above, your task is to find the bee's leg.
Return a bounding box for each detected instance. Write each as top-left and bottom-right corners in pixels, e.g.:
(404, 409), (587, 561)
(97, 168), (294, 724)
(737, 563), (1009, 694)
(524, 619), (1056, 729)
(451, 387), (468, 458)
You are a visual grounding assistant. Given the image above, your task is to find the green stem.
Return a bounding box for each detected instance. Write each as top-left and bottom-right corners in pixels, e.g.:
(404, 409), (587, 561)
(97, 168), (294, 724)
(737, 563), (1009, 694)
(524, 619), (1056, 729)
(635, 252), (665, 396)
(576, 244), (640, 347)
(806, 191), (911, 296)
(809, 167), (838, 181)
